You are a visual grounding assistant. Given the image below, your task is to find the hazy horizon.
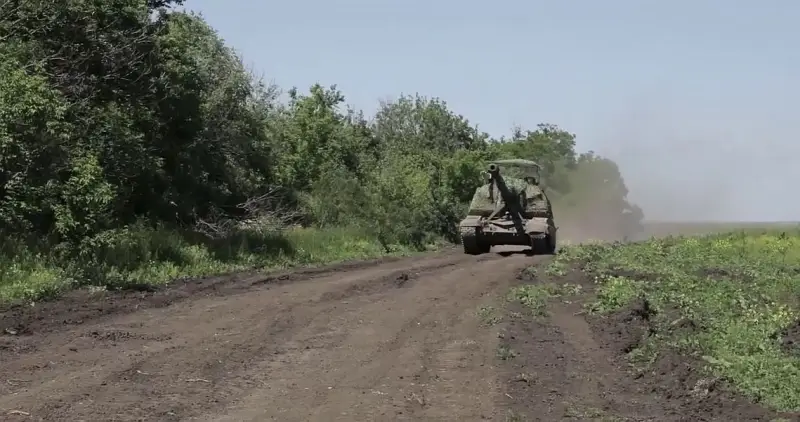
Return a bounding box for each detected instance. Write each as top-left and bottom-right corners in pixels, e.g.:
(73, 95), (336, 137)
(183, 0), (799, 222)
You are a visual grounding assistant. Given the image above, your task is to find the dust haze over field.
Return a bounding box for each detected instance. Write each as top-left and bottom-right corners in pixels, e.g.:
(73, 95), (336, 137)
(594, 98), (800, 223)
(185, 1), (799, 226)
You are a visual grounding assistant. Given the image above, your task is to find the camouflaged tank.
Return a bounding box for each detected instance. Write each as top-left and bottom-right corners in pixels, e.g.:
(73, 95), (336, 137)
(459, 159), (557, 255)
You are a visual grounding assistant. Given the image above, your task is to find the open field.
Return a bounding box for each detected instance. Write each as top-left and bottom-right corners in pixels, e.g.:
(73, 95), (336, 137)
(503, 224), (800, 421)
(642, 221), (800, 237)
(2, 222), (800, 421)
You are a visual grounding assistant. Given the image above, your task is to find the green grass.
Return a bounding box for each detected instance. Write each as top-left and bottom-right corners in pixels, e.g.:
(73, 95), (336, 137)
(553, 228), (800, 412)
(507, 281), (583, 316)
(0, 223), (439, 303)
(477, 304), (503, 326)
(641, 221), (800, 238)
(497, 344), (518, 360)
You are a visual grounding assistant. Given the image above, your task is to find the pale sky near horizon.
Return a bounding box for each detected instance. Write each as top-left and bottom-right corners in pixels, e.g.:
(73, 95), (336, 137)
(183, 0), (799, 222)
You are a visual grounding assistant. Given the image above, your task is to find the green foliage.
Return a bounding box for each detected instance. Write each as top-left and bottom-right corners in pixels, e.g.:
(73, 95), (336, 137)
(560, 229), (800, 412)
(508, 282), (581, 316)
(0, 0), (644, 302)
(0, 224), (420, 302)
(490, 124), (577, 193)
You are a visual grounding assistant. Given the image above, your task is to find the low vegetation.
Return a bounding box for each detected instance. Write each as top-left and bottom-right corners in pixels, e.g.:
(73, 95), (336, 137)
(547, 228), (800, 413)
(0, 0), (642, 302)
(507, 281), (582, 316)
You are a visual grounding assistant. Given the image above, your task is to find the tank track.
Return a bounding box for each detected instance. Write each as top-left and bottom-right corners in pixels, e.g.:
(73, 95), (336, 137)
(529, 232), (556, 255)
(460, 226), (489, 255)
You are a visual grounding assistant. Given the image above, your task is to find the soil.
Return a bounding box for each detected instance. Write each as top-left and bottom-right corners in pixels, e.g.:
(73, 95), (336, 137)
(0, 244), (797, 421)
(500, 267), (800, 421)
(780, 320), (800, 357)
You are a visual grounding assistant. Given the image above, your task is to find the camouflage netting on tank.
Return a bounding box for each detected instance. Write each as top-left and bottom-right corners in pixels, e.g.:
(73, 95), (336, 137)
(467, 178), (550, 217)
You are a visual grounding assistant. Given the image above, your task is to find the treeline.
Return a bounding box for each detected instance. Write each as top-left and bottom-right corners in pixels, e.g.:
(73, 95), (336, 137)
(0, 0), (643, 299)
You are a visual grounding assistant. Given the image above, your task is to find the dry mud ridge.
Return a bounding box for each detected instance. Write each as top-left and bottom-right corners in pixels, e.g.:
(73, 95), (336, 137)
(0, 247), (795, 421)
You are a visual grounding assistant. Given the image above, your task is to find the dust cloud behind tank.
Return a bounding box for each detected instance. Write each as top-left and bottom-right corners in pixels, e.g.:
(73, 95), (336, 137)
(459, 159), (558, 255)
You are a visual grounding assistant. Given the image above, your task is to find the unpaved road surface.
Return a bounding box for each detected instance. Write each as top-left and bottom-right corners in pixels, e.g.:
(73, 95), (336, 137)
(0, 245), (790, 421)
(0, 248), (543, 421)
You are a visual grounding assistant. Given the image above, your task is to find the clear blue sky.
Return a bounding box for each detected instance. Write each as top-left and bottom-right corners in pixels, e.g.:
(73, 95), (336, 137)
(184, 0), (799, 221)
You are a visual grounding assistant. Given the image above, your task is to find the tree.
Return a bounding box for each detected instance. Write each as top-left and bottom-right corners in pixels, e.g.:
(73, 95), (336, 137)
(0, 0), (645, 262)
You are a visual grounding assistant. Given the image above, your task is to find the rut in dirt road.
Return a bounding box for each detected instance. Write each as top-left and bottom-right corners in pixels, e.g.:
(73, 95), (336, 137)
(0, 248), (547, 421)
(499, 286), (670, 422)
(497, 266), (800, 422)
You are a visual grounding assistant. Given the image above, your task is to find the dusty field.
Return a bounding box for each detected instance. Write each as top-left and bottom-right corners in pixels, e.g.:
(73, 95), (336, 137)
(0, 223), (796, 421)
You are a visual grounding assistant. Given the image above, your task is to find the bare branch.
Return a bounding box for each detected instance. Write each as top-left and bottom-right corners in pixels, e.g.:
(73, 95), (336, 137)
(193, 187), (301, 239)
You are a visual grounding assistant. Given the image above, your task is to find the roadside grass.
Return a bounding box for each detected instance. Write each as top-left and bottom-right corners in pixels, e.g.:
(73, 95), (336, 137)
(0, 223), (437, 303)
(477, 304), (503, 326)
(507, 282), (583, 316)
(552, 229), (800, 412)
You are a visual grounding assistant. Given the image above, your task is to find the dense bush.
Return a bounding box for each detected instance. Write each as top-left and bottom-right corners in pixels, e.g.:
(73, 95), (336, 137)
(0, 0), (643, 300)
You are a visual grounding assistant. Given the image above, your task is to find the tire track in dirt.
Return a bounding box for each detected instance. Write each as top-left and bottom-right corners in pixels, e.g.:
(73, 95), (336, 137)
(499, 279), (670, 421)
(499, 263), (695, 421)
(497, 262), (800, 422)
(548, 300), (666, 421)
(0, 247), (547, 421)
(197, 250), (545, 422)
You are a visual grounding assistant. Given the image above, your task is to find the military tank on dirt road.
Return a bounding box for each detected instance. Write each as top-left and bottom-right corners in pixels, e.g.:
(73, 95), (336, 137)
(459, 159), (557, 255)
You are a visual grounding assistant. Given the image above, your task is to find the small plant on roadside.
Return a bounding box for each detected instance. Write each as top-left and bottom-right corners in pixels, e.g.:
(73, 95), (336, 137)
(477, 305), (502, 325)
(508, 282), (584, 316)
(497, 344), (518, 360)
(508, 283), (560, 316)
(560, 283), (583, 296)
(521, 266), (537, 279)
(545, 259), (568, 277)
(587, 275), (645, 314)
(626, 336), (660, 367)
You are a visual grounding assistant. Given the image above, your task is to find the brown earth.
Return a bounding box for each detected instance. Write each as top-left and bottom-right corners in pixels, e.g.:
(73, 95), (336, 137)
(0, 238), (795, 421)
(499, 265), (800, 422)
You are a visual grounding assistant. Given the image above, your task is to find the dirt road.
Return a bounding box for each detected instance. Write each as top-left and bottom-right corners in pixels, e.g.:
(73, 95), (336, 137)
(0, 245), (786, 421)
(0, 247), (541, 421)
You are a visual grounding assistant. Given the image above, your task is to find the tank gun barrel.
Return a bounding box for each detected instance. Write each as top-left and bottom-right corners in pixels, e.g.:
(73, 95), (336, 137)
(486, 163), (526, 233)
(487, 163), (514, 204)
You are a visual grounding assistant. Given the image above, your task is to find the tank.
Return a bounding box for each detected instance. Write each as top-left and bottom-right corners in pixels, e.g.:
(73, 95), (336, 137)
(459, 159), (557, 255)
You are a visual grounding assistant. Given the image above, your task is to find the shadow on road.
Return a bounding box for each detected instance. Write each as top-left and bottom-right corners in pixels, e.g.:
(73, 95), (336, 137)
(491, 245), (537, 257)
(495, 250), (535, 257)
